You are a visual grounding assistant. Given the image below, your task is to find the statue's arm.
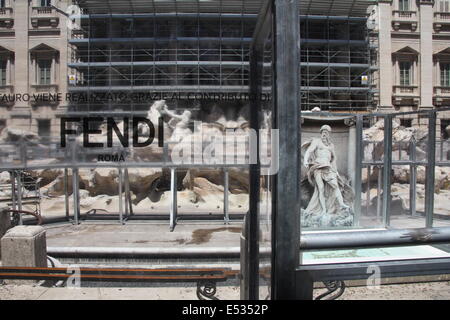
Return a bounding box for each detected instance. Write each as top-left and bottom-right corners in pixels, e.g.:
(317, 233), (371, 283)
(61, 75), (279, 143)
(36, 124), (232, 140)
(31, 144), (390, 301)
(303, 139), (317, 167)
(163, 108), (183, 121)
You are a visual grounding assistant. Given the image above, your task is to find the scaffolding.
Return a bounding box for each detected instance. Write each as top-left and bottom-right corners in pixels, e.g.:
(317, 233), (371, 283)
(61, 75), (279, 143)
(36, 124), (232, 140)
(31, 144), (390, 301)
(67, 0), (375, 114)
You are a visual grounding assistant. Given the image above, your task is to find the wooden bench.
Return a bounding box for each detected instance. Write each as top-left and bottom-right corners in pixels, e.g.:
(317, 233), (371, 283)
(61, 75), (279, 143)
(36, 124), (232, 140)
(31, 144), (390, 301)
(0, 266), (239, 300)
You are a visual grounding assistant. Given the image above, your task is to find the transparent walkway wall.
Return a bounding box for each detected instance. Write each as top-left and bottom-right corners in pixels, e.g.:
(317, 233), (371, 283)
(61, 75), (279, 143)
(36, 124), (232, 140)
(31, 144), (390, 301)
(298, 107), (450, 300)
(299, 108), (450, 232)
(242, 0), (450, 298)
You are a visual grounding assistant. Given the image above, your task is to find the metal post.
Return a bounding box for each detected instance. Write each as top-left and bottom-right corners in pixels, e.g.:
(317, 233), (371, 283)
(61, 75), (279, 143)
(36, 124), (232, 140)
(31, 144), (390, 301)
(249, 0), (272, 300)
(366, 166), (371, 216)
(124, 169), (133, 216)
(271, 0), (301, 300)
(170, 168), (178, 232)
(409, 137), (417, 216)
(124, 170), (129, 218)
(425, 111), (437, 228)
(353, 115), (363, 226)
(118, 168), (124, 224)
(64, 168), (70, 220)
(10, 171), (16, 211)
(72, 168), (80, 225)
(382, 115), (393, 227)
(16, 171), (23, 225)
(377, 166), (382, 221)
(223, 168), (229, 224)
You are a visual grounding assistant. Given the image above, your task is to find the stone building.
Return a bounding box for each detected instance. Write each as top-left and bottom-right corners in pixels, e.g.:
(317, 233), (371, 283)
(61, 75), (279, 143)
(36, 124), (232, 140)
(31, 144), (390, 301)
(6, 0), (450, 139)
(0, 0), (69, 137)
(372, 0), (450, 136)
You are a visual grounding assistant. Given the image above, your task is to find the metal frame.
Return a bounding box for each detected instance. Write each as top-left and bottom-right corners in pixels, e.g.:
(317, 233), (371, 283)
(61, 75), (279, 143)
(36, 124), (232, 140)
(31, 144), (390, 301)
(271, 0), (302, 300)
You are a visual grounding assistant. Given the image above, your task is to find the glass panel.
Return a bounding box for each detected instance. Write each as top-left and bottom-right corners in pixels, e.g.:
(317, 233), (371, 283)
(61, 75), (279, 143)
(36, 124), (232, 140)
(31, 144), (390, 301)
(300, 113), (358, 230)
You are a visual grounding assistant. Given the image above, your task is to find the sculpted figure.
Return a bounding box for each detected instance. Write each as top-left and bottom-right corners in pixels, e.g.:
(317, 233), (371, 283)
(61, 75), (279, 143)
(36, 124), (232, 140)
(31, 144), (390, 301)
(302, 125), (354, 227)
(162, 105), (193, 141)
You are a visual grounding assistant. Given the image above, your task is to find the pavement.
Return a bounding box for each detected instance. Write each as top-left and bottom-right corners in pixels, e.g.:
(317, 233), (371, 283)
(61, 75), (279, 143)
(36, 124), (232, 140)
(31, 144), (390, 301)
(44, 222), (243, 249)
(2, 281), (450, 300)
(0, 283), (241, 300)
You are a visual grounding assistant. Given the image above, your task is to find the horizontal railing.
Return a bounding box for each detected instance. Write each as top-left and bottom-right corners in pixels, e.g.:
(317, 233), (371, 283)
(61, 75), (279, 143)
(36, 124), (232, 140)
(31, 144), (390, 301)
(393, 10), (417, 20)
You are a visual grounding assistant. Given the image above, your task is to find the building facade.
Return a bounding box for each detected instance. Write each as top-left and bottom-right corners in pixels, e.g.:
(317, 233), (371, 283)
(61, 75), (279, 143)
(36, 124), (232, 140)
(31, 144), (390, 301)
(0, 0), (70, 136)
(373, 0), (450, 134)
(0, 0), (377, 137)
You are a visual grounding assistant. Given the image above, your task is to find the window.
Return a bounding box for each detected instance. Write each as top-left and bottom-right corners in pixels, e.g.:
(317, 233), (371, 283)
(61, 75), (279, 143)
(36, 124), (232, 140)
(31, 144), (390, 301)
(399, 0), (409, 11)
(0, 60), (6, 86)
(441, 63), (450, 87)
(0, 0), (5, 8)
(440, 0), (450, 12)
(38, 59), (51, 85)
(37, 119), (51, 141)
(400, 119), (412, 128)
(40, 0), (51, 7)
(399, 61), (412, 86)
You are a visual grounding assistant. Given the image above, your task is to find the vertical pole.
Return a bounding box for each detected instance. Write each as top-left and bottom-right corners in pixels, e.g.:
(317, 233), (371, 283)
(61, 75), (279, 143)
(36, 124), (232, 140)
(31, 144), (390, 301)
(125, 169), (133, 216)
(409, 138), (417, 216)
(170, 168), (178, 232)
(72, 168), (80, 225)
(249, 1), (270, 299)
(377, 166), (383, 221)
(118, 167), (124, 225)
(10, 171), (16, 211)
(64, 168), (70, 220)
(16, 171), (23, 225)
(272, 0), (301, 300)
(366, 166), (371, 216)
(223, 168), (229, 224)
(124, 170), (129, 218)
(425, 111), (436, 228)
(382, 115), (393, 227)
(353, 115), (363, 226)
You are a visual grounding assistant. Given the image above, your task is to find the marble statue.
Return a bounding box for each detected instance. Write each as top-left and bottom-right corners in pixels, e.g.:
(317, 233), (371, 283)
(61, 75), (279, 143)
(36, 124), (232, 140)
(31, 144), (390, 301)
(301, 125), (354, 227)
(162, 105), (193, 141)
